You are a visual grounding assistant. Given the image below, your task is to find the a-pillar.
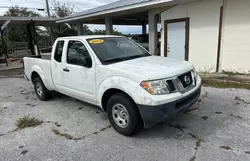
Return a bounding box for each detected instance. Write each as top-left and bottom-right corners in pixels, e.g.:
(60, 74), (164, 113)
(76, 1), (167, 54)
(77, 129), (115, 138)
(148, 10), (157, 55)
(142, 23), (147, 34)
(105, 17), (113, 35)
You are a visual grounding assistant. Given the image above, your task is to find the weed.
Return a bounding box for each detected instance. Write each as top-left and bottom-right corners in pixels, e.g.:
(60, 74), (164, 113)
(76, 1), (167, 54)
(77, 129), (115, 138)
(184, 108), (198, 113)
(52, 129), (73, 140)
(78, 107), (84, 110)
(229, 113), (243, 119)
(201, 116), (208, 120)
(20, 150), (28, 155)
(16, 116), (43, 129)
(189, 156), (196, 161)
(220, 146), (232, 150)
(245, 151), (250, 155)
(188, 133), (203, 142)
(169, 124), (186, 132)
(234, 96), (250, 104)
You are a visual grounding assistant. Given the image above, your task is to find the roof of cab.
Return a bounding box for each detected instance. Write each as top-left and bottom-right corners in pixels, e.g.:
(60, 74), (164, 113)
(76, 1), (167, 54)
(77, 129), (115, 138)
(57, 35), (124, 40)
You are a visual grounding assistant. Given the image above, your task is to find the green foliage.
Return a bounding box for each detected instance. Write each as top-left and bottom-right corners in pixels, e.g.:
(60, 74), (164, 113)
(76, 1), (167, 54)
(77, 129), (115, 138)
(4, 6), (40, 42)
(93, 28), (122, 35)
(49, 1), (92, 37)
(51, 0), (74, 18)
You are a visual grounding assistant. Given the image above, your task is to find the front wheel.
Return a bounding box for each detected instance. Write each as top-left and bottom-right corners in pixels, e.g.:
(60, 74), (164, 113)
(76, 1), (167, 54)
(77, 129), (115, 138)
(107, 93), (142, 136)
(34, 77), (51, 101)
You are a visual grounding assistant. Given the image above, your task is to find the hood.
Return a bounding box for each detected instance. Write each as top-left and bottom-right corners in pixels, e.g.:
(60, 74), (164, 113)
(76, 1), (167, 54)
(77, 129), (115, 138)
(109, 56), (194, 80)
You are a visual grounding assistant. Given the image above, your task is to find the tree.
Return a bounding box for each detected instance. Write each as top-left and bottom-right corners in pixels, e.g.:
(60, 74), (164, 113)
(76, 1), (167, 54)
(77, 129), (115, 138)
(93, 28), (122, 35)
(50, 0), (92, 37)
(4, 6), (40, 42)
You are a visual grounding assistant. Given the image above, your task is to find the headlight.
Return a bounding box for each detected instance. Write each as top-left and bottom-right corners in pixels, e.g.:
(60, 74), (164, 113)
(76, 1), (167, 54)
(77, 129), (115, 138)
(193, 66), (197, 78)
(140, 80), (170, 95)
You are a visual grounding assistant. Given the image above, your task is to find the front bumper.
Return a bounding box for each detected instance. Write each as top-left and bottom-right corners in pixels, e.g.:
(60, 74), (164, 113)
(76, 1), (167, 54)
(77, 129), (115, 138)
(137, 85), (201, 128)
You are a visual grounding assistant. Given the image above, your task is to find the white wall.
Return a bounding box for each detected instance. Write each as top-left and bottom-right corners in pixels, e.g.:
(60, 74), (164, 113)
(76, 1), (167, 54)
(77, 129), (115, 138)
(160, 0), (223, 72)
(220, 0), (250, 73)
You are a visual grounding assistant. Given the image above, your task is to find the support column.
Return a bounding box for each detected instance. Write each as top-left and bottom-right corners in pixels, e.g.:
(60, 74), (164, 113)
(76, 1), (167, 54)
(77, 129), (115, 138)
(77, 23), (83, 35)
(105, 17), (113, 35)
(142, 23), (147, 34)
(148, 11), (157, 55)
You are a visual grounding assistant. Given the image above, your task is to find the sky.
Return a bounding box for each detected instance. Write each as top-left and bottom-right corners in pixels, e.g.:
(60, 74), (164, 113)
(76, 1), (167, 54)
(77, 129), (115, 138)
(0, 0), (142, 34)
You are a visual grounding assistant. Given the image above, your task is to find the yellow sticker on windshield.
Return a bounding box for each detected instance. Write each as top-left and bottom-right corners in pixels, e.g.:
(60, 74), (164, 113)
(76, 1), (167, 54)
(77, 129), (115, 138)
(89, 39), (104, 44)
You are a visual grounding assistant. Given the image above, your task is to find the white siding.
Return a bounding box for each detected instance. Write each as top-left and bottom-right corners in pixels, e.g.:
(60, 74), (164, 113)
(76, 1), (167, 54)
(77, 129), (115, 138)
(160, 0), (222, 72)
(221, 0), (250, 73)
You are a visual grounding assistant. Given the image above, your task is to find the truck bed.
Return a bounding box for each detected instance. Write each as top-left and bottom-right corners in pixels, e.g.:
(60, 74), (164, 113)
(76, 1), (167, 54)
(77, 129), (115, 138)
(26, 54), (51, 60)
(23, 55), (55, 91)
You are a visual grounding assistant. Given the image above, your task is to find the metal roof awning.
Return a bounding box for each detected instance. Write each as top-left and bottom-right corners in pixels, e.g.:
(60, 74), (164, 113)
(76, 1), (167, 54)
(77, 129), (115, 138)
(55, 0), (196, 25)
(0, 16), (57, 27)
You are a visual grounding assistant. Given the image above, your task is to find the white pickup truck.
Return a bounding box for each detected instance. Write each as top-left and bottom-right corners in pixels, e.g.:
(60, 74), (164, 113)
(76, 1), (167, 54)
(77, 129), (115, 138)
(24, 35), (201, 136)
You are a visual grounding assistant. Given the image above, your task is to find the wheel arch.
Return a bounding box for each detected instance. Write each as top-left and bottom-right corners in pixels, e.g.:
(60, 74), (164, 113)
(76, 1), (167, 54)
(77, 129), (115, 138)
(101, 88), (136, 112)
(31, 71), (41, 84)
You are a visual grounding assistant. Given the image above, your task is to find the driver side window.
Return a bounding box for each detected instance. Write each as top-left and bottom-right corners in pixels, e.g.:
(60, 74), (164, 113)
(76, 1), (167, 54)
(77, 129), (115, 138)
(67, 40), (91, 67)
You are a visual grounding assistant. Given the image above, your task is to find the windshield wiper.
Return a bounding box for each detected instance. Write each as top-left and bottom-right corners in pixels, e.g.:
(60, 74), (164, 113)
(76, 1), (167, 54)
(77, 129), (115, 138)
(103, 57), (127, 64)
(124, 54), (149, 60)
(103, 54), (150, 64)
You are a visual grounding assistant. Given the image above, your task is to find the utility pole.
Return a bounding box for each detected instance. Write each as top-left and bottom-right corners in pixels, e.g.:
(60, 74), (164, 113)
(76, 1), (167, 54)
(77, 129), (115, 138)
(45, 0), (51, 17)
(45, 0), (53, 46)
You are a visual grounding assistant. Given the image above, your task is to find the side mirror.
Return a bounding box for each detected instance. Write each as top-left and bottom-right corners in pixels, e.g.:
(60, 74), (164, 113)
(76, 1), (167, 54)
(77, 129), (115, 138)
(79, 57), (92, 68)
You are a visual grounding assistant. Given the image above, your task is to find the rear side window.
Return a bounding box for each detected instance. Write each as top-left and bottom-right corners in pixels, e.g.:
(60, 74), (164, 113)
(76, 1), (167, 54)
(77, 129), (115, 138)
(54, 41), (64, 62)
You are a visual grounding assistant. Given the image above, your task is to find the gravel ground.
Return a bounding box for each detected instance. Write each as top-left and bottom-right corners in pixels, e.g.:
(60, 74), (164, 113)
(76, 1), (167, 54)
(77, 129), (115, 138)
(0, 78), (250, 161)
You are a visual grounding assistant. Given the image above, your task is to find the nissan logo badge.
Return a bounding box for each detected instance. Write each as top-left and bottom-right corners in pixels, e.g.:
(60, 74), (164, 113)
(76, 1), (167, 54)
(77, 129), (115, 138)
(184, 76), (191, 85)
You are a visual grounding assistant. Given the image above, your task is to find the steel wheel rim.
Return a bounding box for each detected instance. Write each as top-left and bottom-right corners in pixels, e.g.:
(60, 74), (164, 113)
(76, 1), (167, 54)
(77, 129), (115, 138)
(36, 82), (43, 97)
(112, 103), (129, 128)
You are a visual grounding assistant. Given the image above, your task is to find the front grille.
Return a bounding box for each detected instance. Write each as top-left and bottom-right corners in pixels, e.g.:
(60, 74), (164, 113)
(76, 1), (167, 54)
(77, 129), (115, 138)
(178, 72), (193, 88)
(166, 80), (176, 92)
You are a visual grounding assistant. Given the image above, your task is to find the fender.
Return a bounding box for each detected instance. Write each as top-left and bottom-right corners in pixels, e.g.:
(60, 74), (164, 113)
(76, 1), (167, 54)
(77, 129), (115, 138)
(31, 65), (53, 91)
(97, 76), (140, 109)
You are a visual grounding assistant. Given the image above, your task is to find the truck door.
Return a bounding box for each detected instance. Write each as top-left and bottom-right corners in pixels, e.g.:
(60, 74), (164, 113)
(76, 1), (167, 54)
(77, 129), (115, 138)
(51, 40), (66, 92)
(61, 39), (96, 103)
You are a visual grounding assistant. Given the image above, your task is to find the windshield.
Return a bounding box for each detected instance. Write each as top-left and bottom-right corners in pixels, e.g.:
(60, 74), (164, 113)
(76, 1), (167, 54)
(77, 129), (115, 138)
(87, 37), (151, 64)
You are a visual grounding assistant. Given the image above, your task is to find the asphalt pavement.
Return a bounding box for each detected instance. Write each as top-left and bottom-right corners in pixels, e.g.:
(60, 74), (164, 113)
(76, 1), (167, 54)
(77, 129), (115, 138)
(0, 78), (250, 161)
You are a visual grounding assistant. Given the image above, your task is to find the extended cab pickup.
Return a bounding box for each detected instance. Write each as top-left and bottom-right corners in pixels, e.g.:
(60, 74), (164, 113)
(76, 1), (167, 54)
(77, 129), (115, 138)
(24, 35), (201, 136)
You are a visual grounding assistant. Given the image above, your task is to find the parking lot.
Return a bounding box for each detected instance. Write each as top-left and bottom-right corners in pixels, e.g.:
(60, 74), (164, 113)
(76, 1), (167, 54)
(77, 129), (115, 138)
(0, 77), (250, 161)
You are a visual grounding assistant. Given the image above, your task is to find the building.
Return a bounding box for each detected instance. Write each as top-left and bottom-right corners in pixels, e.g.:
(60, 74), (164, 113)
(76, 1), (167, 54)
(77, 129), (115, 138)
(1, 0), (250, 73)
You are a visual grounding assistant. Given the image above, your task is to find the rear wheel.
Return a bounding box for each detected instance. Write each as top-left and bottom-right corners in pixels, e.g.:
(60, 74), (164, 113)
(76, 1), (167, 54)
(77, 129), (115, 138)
(34, 77), (50, 101)
(107, 93), (142, 136)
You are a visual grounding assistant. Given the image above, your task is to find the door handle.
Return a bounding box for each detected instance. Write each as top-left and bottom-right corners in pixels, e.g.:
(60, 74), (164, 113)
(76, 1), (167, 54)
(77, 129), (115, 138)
(63, 68), (70, 72)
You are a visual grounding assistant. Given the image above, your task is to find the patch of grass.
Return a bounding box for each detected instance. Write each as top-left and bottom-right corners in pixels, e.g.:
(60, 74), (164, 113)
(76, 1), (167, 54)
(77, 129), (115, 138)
(202, 78), (250, 90)
(20, 150), (28, 155)
(184, 108), (198, 114)
(229, 113), (243, 119)
(220, 146), (232, 150)
(195, 140), (201, 148)
(201, 116), (208, 120)
(215, 112), (223, 114)
(188, 132), (203, 142)
(169, 124), (186, 132)
(52, 129), (73, 140)
(222, 71), (250, 76)
(16, 116), (43, 129)
(234, 96), (250, 104)
(245, 151), (250, 155)
(189, 156), (196, 161)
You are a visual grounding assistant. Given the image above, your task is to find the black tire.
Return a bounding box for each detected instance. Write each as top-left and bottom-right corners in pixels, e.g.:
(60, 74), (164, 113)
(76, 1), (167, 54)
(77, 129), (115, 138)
(107, 93), (142, 136)
(33, 77), (50, 101)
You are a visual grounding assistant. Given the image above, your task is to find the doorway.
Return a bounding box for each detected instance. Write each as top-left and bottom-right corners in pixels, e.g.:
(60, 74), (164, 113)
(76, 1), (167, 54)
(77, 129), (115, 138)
(164, 18), (190, 61)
